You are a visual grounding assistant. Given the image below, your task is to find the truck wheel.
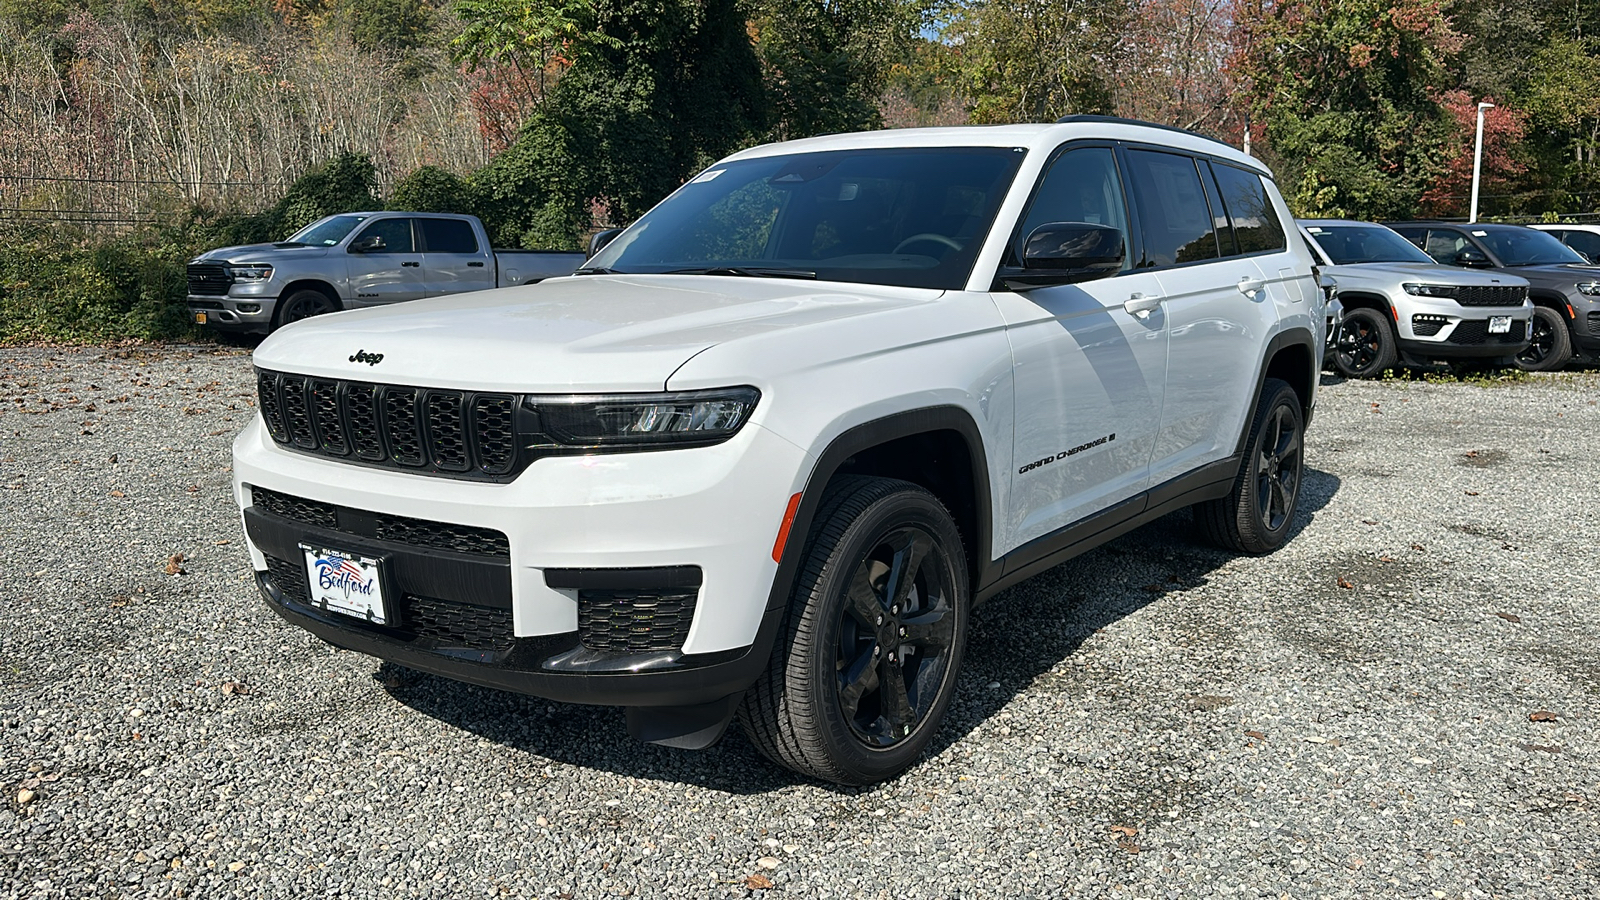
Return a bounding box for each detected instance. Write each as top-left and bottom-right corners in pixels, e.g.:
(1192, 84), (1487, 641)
(272, 289), (340, 330)
(1333, 307), (1396, 378)
(1198, 378), (1303, 555)
(1514, 306), (1572, 372)
(739, 476), (968, 785)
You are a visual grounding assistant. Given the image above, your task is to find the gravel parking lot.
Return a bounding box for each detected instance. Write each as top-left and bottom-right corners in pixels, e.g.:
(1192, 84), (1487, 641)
(1, 345), (1596, 899)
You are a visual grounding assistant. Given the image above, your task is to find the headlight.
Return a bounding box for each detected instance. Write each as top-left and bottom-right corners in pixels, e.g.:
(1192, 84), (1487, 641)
(522, 387), (760, 451)
(1402, 283), (1456, 297)
(1575, 282), (1600, 296)
(226, 264), (273, 281)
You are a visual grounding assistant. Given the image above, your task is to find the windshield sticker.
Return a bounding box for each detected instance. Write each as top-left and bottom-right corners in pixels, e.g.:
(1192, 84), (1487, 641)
(1306, 227), (1323, 233)
(690, 169), (725, 184)
(1472, 230), (1487, 236)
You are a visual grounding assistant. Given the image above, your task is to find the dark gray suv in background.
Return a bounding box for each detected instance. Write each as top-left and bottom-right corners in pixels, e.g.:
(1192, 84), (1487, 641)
(1387, 221), (1600, 371)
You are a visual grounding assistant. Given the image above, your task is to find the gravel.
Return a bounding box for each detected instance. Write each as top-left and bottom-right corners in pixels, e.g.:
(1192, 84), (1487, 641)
(1, 345), (1597, 899)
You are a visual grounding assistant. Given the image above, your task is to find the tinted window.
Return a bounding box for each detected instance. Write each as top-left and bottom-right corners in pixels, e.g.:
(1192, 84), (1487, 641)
(1212, 164), (1286, 253)
(1561, 230), (1600, 262)
(1303, 224), (1436, 265)
(1125, 150), (1219, 266)
(587, 148), (1024, 290)
(1391, 226), (1427, 249)
(1423, 229), (1472, 264)
(420, 218), (478, 254)
(1014, 146), (1131, 270)
(1198, 162), (1236, 255)
(352, 218), (415, 254)
(1476, 227), (1586, 266)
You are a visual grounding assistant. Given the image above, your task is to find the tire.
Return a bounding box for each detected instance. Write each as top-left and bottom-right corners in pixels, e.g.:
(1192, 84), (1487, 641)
(1333, 307), (1397, 378)
(271, 288), (341, 330)
(739, 476), (969, 785)
(1198, 378), (1304, 555)
(1514, 306), (1572, 372)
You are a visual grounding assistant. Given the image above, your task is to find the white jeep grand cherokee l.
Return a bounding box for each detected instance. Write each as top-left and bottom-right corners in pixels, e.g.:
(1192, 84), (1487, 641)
(234, 116), (1327, 784)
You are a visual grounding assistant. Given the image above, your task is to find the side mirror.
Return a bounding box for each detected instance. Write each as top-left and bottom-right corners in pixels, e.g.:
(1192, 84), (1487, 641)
(999, 223), (1124, 289)
(350, 235), (386, 253)
(1455, 248), (1491, 267)
(587, 228), (624, 259)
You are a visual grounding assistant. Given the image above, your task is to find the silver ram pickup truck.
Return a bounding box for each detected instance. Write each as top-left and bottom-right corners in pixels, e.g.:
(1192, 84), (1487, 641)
(185, 212), (587, 334)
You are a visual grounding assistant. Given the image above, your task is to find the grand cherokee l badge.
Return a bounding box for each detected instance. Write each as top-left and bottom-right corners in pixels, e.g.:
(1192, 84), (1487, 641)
(349, 350), (384, 365)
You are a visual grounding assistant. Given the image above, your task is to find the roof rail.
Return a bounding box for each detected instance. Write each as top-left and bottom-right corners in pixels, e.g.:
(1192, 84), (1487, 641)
(1052, 114), (1233, 150)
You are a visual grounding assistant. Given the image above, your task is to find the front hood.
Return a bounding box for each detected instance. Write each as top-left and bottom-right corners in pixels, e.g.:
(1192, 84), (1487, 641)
(1498, 263), (1600, 287)
(1322, 262), (1528, 287)
(191, 243), (330, 263)
(253, 274), (944, 392)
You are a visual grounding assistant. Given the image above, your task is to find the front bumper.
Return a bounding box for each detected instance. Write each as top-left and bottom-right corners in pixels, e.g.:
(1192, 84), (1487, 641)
(233, 415), (811, 705)
(188, 294), (278, 332)
(1392, 301), (1532, 363)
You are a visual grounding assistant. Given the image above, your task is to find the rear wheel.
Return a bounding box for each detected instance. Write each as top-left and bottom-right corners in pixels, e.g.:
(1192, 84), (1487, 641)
(1514, 306), (1572, 372)
(1333, 307), (1397, 378)
(739, 476), (968, 785)
(272, 288), (340, 330)
(1198, 378), (1304, 555)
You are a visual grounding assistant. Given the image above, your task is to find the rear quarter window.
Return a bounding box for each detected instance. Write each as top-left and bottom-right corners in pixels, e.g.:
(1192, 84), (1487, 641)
(1212, 164), (1286, 254)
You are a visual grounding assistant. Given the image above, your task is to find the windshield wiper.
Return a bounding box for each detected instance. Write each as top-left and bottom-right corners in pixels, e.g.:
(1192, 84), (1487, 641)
(667, 266), (817, 280)
(573, 266), (623, 275)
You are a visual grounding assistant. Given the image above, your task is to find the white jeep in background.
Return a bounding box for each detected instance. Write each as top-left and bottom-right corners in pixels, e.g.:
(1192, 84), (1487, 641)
(232, 117), (1327, 784)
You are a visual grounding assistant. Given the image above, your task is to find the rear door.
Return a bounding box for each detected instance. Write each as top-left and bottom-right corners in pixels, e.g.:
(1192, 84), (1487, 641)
(419, 217), (494, 297)
(989, 144), (1169, 549)
(346, 217), (424, 305)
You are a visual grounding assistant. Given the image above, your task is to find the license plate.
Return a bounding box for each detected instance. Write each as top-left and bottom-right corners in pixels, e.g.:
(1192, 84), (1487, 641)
(194, 312), (208, 325)
(1488, 316), (1511, 334)
(299, 544), (389, 624)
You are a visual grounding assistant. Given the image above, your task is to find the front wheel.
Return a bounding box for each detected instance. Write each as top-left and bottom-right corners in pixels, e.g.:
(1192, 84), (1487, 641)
(1514, 306), (1572, 372)
(272, 288), (341, 330)
(1198, 378), (1304, 555)
(1333, 307), (1397, 378)
(739, 476), (968, 785)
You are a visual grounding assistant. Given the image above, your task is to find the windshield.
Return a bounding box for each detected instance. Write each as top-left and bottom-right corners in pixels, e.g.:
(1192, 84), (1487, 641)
(585, 147), (1026, 290)
(287, 214), (370, 247)
(1304, 223), (1435, 265)
(1476, 227), (1587, 266)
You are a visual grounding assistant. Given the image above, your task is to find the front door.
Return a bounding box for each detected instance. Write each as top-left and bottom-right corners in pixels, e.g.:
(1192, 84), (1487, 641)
(989, 145), (1168, 551)
(346, 217), (424, 305)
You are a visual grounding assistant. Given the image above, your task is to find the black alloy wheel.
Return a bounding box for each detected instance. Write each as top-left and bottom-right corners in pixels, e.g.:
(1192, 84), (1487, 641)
(834, 526), (958, 748)
(1514, 306), (1572, 372)
(1198, 378), (1305, 555)
(740, 476), (969, 785)
(1333, 307), (1397, 378)
(273, 288), (341, 330)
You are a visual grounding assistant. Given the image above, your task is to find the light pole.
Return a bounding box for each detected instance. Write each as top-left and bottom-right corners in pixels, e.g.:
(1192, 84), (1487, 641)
(1469, 101), (1495, 223)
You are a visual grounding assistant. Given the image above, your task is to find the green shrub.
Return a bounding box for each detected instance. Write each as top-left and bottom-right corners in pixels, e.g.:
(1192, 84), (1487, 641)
(389, 166), (476, 215)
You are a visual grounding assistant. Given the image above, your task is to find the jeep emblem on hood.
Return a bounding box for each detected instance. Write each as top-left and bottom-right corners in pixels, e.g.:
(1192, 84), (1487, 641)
(349, 349), (384, 365)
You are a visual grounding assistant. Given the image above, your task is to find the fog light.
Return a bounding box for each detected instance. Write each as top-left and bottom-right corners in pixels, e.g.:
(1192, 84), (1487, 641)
(237, 303), (261, 314)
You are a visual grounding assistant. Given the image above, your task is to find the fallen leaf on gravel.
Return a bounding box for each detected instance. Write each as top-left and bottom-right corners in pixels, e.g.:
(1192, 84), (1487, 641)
(108, 454), (117, 463)
(1244, 730), (1266, 741)
(1464, 450), (1479, 458)
(1411, 543), (1425, 551)
(1529, 710), (1558, 722)
(756, 856), (780, 870)
(743, 874), (773, 890)
(1521, 743), (1562, 754)
(1337, 577), (1354, 590)
(109, 490), (125, 497)
(214, 539), (230, 545)
(1108, 825), (1138, 837)
(1304, 736), (1328, 744)
(220, 681), (249, 696)
(1362, 519), (1378, 525)
(1465, 490), (1480, 496)
(165, 553), (186, 576)
(1190, 695), (1234, 711)
(1496, 612), (1521, 623)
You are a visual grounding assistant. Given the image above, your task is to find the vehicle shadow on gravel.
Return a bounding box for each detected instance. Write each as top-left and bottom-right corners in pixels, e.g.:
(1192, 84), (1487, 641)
(380, 467), (1341, 793)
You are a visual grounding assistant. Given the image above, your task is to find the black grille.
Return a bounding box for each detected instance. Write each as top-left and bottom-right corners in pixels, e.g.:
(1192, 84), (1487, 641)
(1412, 315), (1448, 337)
(186, 264), (231, 296)
(1453, 285), (1527, 307)
(250, 486), (339, 530)
(256, 369), (523, 480)
(1449, 319), (1528, 345)
(248, 485), (510, 558)
(262, 554), (513, 652)
(577, 589), (698, 653)
(1588, 310), (1600, 337)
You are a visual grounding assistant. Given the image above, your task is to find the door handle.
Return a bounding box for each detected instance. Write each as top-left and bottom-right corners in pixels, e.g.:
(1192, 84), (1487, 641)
(1123, 292), (1163, 318)
(402, 261), (420, 268)
(467, 261), (485, 268)
(1237, 276), (1265, 297)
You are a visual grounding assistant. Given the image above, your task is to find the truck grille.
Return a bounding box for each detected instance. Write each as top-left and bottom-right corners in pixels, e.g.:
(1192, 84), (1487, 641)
(1448, 320), (1527, 345)
(186, 264), (231, 296)
(256, 369), (524, 481)
(1453, 285), (1527, 307)
(249, 485), (510, 558)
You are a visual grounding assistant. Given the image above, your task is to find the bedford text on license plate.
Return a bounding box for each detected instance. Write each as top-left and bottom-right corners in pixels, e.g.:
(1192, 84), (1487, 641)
(299, 544), (388, 624)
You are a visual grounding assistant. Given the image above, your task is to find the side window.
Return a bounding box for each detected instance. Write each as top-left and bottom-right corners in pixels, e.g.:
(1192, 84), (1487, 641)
(1424, 229), (1469, 263)
(1197, 161), (1237, 256)
(1392, 227), (1427, 250)
(1125, 149), (1218, 266)
(1563, 230), (1600, 262)
(1014, 146), (1132, 270)
(1211, 163), (1287, 254)
(352, 218), (415, 254)
(419, 218), (478, 254)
